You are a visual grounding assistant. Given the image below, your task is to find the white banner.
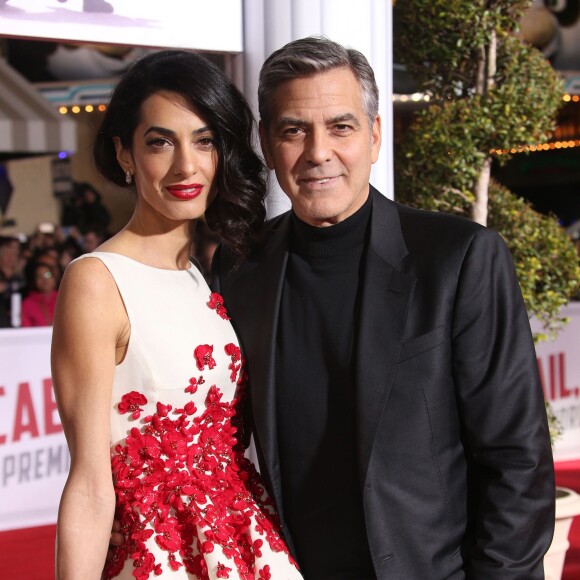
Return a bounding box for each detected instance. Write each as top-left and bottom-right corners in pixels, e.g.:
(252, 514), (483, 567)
(1, 302), (579, 533)
(0, 327), (68, 532)
(532, 302), (580, 462)
(0, 0), (243, 53)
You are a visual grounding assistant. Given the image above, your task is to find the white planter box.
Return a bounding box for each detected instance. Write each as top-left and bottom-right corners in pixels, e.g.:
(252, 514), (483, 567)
(544, 487), (580, 580)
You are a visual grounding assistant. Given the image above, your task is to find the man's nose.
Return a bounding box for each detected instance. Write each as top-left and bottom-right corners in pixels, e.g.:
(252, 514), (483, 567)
(304, 128), (332, 165)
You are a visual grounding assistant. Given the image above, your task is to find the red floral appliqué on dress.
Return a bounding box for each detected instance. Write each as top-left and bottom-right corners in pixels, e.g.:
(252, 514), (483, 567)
(194, 345), (216, 371)
(224, 343), (242, 384)
(207, 292), (230, 320)
(186, 375), (204, 395)
(118, 391), (148, 420)
(103, 347), (297, 580)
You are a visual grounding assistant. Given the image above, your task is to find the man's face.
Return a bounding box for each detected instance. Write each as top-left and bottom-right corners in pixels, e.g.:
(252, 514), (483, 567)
(260, 67), (381, 227)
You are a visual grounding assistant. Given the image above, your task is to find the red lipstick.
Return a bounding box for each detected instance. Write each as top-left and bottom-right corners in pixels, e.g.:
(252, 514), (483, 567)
(166, 184), (204, 200)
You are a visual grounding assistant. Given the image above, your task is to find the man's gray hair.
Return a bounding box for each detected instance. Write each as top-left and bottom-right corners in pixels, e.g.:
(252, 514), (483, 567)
(258, 35), (379, 129)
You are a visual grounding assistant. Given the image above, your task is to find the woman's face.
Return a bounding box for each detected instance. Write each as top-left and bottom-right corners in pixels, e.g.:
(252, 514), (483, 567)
(35, 266), (56, 294)
(116, 90), (219, 226)
(0, 241), (19, 269)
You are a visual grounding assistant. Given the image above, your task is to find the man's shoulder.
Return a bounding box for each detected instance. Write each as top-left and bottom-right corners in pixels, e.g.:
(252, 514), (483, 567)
(389, 198), (482, 236)
(384, 197), (494, 244)
(371, 191), (505, 261)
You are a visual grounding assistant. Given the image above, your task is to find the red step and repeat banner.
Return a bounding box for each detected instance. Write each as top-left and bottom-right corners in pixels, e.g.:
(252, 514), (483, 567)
(1, 304), (580, 531)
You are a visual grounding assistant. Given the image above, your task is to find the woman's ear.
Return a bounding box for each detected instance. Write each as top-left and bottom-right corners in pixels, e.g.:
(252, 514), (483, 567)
(113, 136), (133, 174)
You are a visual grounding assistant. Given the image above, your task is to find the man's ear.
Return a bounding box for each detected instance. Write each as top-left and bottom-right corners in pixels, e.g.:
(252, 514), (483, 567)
(113, 136), (133, 175)
(370, 114), (382, 165)
(258, 121), (275, 170)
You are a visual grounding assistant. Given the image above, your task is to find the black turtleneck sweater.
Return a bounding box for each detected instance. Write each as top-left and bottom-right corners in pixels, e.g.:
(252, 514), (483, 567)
(275, 195), (375, 579)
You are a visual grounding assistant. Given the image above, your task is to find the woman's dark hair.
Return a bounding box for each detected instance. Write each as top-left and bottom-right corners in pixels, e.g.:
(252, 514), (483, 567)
(93, 50), (266, 260)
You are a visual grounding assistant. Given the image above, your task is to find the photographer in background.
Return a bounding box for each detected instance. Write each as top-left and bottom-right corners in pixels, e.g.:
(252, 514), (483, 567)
(0, 236), (25, 327)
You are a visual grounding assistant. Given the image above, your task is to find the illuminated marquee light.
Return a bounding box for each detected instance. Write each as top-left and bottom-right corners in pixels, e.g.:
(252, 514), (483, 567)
(489, 95), (580, 155)
(392, 93), (431, 102)
(491, 140), (580, 156)
(57, 104), (107, 115)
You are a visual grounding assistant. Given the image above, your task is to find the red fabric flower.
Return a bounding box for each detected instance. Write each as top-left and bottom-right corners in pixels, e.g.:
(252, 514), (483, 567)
(118, 391), (148, 420)
(224, 343), (240, 360)
(168, 555), (182, 571)
(185, 375), (204, 394)
(126, 428), (162, 463)
(155, 402), (171, 417)
(174, 401), (196, 416)
(160, 430), (188, 459)
(224, 343), (242, 383)
(253, 538), (263, 558)
(132, 552), (161, 579)
(216, 562), (232, 578)
(154, 518), (182, 552)
(194, 344), (216, 371)
(207, 292), (231, 320)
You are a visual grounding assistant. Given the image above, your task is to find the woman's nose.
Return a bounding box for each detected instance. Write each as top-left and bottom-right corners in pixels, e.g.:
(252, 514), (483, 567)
(173, 146), (197, 177)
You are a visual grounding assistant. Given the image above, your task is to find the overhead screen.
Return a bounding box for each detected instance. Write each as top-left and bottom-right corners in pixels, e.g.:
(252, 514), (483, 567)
(0, 0), (243, 53)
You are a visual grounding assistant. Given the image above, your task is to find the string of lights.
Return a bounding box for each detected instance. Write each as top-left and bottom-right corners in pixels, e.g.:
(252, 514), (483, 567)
(58, 104), (107, 114)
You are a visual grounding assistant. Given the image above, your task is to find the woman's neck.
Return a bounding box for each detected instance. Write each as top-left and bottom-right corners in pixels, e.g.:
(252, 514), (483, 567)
(100, 213), (195, 271)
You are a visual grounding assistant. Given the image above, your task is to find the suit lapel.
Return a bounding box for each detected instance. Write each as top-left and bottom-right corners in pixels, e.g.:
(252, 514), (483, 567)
(223, 213), (291, 513)
(355, 190), (415, 485)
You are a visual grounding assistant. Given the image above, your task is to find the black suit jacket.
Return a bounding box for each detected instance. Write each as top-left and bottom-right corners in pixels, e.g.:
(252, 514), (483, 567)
(213, 187), (555, 579)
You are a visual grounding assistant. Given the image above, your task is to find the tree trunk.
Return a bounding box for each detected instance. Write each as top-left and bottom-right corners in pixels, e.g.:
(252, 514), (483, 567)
(471, 157), (491, 226)
(471, 29), (496, 226)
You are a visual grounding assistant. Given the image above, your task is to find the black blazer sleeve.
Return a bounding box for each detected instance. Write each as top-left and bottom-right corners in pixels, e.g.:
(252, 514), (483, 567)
(451, 227), (555, 578)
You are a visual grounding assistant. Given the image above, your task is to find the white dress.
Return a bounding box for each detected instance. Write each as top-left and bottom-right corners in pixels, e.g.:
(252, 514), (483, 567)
(74, 253), (301, 580)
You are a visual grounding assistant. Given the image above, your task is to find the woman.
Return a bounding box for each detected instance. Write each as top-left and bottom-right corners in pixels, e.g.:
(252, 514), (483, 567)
(52, 50), (302, 580)
(21, 261), (58, 326)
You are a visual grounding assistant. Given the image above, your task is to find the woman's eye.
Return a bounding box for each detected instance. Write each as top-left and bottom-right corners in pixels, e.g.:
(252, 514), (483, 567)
(197, 137), (216, 149)
(146, 137), (171, 148)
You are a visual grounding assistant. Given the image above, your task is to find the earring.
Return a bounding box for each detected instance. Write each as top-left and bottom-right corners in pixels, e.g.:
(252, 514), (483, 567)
(125, 171), (133, 185)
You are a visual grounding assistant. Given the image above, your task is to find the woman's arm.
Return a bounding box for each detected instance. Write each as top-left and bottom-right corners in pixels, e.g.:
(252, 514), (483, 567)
(51, 258), (129, 580)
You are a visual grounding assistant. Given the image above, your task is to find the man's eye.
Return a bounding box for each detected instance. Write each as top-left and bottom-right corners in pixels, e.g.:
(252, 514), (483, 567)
(283, 127), (302, 136)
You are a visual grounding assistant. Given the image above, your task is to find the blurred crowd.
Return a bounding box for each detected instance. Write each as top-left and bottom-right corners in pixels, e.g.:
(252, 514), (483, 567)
(0, 182), (220, 329)
(0, 220), (102, 328)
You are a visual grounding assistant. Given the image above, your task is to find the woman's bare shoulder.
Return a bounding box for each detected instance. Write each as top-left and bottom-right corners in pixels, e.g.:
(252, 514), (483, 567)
(60, 255), (117, 298)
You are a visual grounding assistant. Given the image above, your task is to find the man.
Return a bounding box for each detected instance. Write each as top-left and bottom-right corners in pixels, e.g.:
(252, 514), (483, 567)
(213, 36), (555, 579)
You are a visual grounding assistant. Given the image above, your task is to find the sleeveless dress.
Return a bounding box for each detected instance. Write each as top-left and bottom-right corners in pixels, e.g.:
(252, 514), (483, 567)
(75, 252), (301, 580)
